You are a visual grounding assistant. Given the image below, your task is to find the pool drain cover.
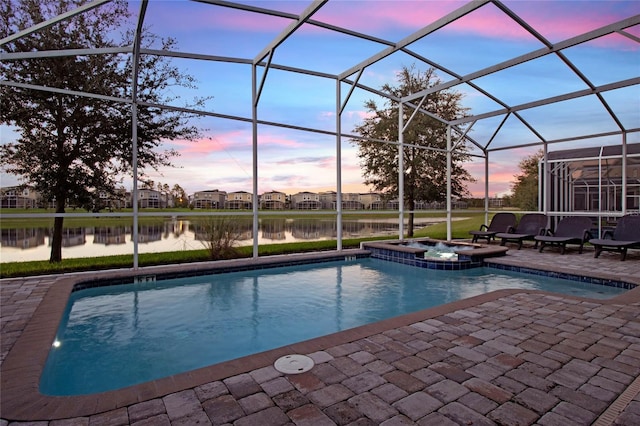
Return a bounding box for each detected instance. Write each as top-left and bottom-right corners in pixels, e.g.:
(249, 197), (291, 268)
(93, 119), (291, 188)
(274, 354), (314, 374)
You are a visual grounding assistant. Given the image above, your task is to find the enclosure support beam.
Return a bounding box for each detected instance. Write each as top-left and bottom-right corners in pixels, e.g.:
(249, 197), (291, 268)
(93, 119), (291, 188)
(130, 0), (148, 270)
(253, 0), (327, 65)
(336, 79), (343, 250)
(0, 0), (110, 46)
(251, 64), (259, 258)
(340, 69), (363, 115)
(447, 126), (452, 242)
(598, 146), (604, 236)
(398, 103), (405, 240)
(132, 115), (139, 268)
(622, 133), (627, 214)
(541, 145), (547, 213)
(339, 0), (488, 80)
(484, 150), (490, 226)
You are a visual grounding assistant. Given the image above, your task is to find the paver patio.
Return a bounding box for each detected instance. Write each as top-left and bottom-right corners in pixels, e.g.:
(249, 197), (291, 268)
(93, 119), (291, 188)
(1, 245), (639, 425)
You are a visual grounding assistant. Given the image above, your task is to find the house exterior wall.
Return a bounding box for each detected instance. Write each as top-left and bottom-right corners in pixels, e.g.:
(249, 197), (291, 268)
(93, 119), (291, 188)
(0, 186), (41, 209)
(359, 193), (382, 209)
(261, 191), (287, 210)
(135, 189), (165, 208)
(319, 191), (336, 210)
(193, 190), (227, 209)
(291, 192), (320, 210)
(225, 191), (253, 209)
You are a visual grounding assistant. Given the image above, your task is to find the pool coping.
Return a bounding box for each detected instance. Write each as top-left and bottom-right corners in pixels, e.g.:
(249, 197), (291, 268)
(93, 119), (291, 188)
(2, 249), (640, 420)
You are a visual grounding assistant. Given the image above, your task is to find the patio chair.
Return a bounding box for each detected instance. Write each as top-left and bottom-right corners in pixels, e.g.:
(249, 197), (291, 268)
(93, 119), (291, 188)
(469, 212), (517, 243)
(496, 213), (548, 250)
(534, 216), (593, 254)
(589, 215), (640, 261)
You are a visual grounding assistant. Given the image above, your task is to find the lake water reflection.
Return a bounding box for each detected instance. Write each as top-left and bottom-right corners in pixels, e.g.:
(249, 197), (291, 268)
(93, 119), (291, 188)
(1, 217), (435, 262)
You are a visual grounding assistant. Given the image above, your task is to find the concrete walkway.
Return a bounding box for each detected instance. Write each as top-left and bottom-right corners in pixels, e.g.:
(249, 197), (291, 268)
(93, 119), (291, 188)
(1, 245), (639, 425)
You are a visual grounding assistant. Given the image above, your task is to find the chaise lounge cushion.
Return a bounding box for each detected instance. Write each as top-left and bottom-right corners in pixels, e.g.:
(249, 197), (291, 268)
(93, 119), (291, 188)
(469, 212), (517, 243)
(534, 216), (593, 254)
(589, 215), (640, 261)
(496, 213), (548, 250)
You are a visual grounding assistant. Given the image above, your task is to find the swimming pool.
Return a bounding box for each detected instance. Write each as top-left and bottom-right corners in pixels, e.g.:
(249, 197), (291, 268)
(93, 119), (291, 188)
(41, 257), (627, 396)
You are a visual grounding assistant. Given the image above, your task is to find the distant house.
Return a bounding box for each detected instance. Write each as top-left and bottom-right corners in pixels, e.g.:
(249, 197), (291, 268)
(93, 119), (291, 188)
(319, 191), (336, 210)
(488, 197), (504, 208)
(261, 191), (287, 210)
(192, 189), (227, 209)
(342, 193), (364, 210)
(96, 187), (128, 210)
(0, 186), (41, 209)
(291, 191), (320, 210)
(318, 191), (367, 210)
(359, 192), (384, 210)
(135, 189), (162, 208)
(225, 191), (253, 209)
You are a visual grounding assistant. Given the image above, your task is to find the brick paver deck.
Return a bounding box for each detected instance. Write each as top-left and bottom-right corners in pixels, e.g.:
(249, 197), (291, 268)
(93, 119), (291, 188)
(1, 245), (639, 425)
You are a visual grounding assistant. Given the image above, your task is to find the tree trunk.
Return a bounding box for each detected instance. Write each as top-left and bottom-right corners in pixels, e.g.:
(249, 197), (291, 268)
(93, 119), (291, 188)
(408, 206), (415, 237)
(407, 191), (416, 237)
(407, 149), (416, 237)
(49, 199), (65, 263)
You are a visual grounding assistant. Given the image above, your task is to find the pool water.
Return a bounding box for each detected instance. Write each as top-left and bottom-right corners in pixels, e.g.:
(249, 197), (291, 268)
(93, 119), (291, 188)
(41, 258), (626, 395)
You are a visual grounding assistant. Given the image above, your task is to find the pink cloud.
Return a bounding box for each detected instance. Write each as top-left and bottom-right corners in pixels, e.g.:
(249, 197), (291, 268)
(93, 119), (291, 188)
(167, 131), (250, 155)
(144, 2), (293, 33)
(415, 2), (638, 50)
(258, 134), (307, 149)
(468, 181), (513, 198)
(463, 145), (546, 197)
(310, 0), (634, 48)
(273, 156), (335, 169)
(167, 130), (310, 159)
(146, 1), (636, 55)
(505, 2), (638, 42)
(310, 1), (465, 35)
(345, 110), (375, 121)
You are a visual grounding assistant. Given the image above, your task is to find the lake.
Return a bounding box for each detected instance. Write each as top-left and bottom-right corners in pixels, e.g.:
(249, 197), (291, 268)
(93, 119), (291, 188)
(0, 217), (448, 262)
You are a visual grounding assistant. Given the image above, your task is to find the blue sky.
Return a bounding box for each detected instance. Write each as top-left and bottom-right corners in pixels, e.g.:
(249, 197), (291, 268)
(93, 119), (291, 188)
(1, 0), (638, 198)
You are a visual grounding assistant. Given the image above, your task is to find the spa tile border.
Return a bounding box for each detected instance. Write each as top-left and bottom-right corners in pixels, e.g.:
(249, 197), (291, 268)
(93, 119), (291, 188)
(362, 239), (508, 270)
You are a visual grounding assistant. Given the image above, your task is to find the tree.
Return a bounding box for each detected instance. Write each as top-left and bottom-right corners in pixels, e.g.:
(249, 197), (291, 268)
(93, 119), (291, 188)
(171, 184), (188, 208)
(511, 150), (543, 211)
(0, 0), (203, 262)
(352, 65), (474, 236)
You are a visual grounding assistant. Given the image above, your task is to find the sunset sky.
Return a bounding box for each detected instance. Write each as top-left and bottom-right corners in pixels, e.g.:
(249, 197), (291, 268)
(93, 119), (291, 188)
(1, 0), (638, 198)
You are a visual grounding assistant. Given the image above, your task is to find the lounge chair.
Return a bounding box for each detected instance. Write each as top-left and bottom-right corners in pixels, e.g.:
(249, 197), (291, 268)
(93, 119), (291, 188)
(589, 215), (640, 261)
(469, 212), (517, 243)
(496, 213), (548, 250)
(534, 216), (593, 254)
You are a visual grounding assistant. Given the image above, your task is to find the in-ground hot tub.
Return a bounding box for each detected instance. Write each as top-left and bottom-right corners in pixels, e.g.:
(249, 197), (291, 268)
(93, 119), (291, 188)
(362, 238), (508, 270)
